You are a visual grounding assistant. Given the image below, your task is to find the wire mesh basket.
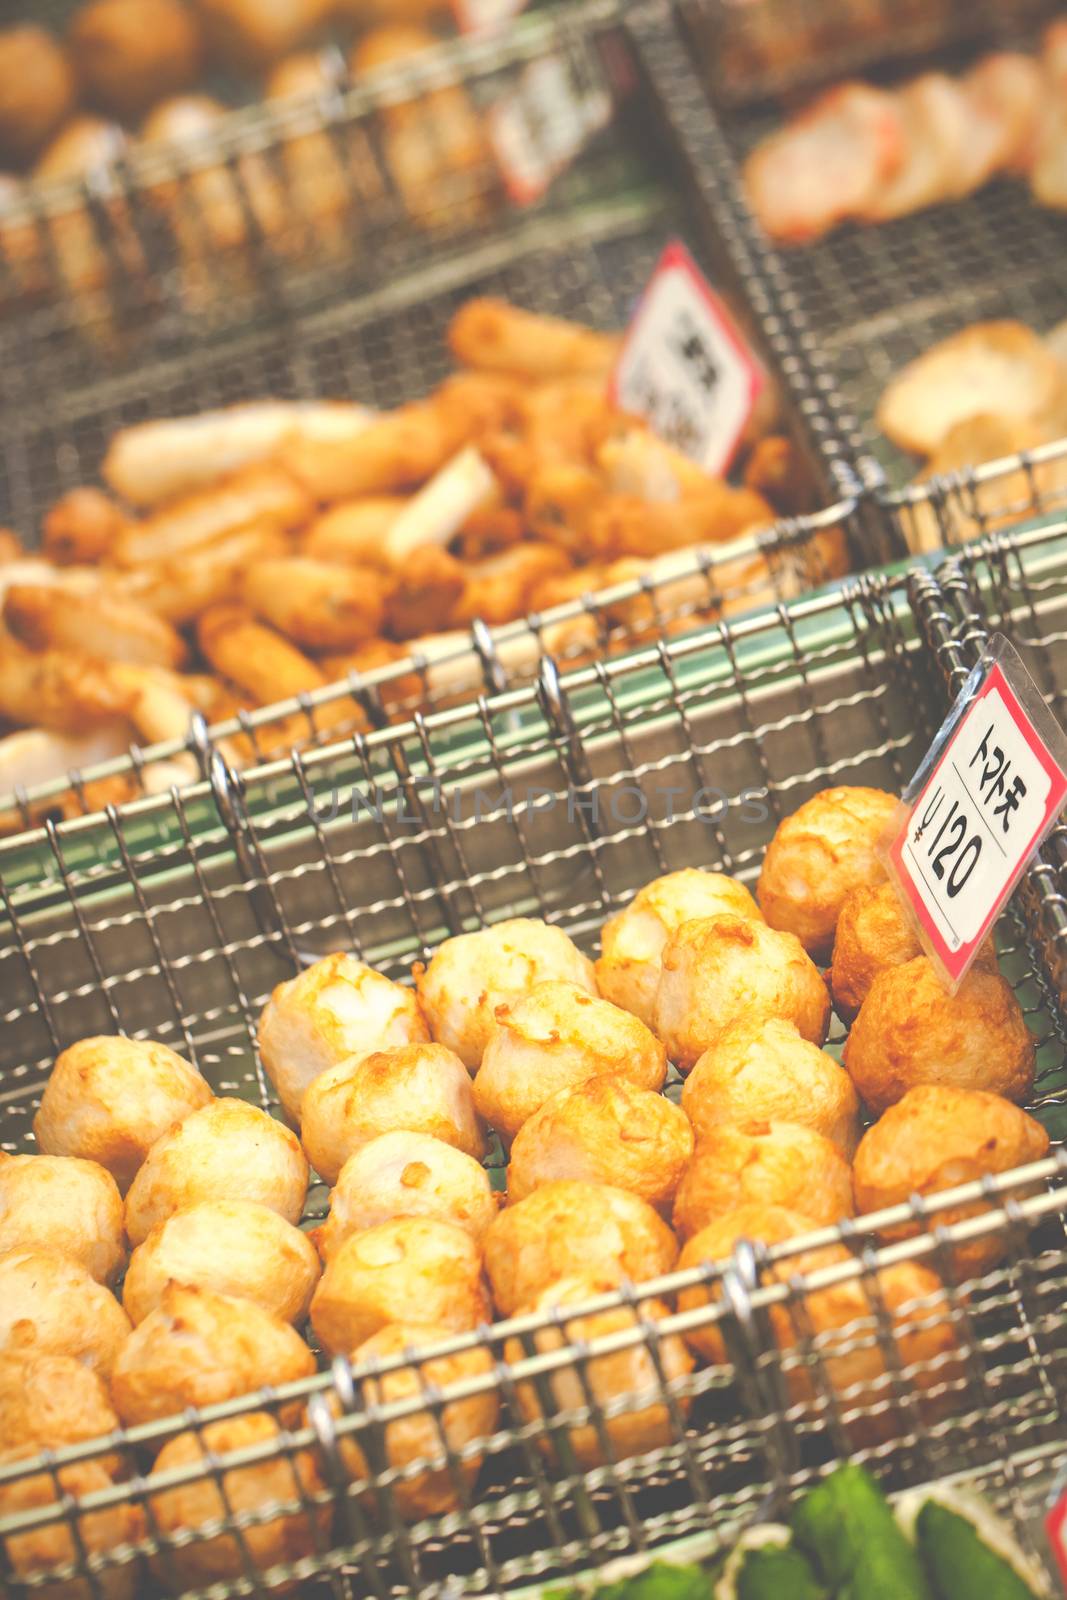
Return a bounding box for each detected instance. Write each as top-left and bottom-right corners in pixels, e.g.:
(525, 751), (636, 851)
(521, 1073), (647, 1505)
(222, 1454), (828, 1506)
(674, 0), (1067, 494)
(2, 525), (1067, 1596)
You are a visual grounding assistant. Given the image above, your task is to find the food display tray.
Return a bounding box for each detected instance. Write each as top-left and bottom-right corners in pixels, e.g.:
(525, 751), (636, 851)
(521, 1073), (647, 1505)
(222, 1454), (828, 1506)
(2, 528), (1067, 1597)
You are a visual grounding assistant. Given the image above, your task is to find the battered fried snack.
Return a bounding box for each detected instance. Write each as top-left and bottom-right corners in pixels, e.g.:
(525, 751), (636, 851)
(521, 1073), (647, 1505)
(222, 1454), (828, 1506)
(0, 1250), (131, 1375)
(672, 1120), (853, 1240)
(0, 1154), (125, 1285)
(877, 321), (1064, 457)
(243, 556), (387, 650)
(33, 1035), (212, 1191)
(0, 27), (76, 165)
(596, 869), (763, 1027)
(300, 497), (406, 566)
(0, 633), (132, 734)
(70, 0), (202, 121)
(507, 1075), (694, 1213)
(282, 402), (456, 501)
(5, 583), (188, 669)
(111, 465), (313, 567)
(852, 1085), (1049, 1272)
(449, 298), (621, 380)
(682, 1015), (860, 1157)
(505, 1275), (693, 1469)
(1, 1460), (144, 1600)
(473, 980), (667, 1144)
(191, 0), (335, 68)
(197, 601), (331, 710)
(316, 1131), (498, 1259)
(42, 486), (128, 566)
(757, 785), (898, 961)
(843, 957), (1036, 1114)
(653, 914), (830, 1073)
(484, 1179), (678, 1317)
(330, 1323), (499, 1520)
(0, 1352), (122, 1470)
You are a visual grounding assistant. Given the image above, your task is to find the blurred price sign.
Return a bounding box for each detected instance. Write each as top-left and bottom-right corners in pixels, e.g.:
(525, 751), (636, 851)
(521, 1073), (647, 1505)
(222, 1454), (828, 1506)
(488, 54), (613, 206)
(610, 241), (764, 475)
(886, 636), (1067, 989)
(452, 0), (526, 33)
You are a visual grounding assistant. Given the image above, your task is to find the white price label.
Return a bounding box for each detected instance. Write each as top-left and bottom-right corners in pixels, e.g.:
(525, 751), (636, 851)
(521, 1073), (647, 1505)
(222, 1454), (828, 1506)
(609, 241), (765, 477)
(888, 652), (1067, 986)
(488, 55), (612, 207)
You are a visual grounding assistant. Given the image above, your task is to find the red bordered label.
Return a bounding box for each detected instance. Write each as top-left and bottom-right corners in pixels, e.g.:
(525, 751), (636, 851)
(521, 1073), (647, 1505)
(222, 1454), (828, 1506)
(888, 660), (1067, 985)
(487, 55), (612, 207)
(609, 240), (765, 477)
(1045, 1491), (1067, 1590)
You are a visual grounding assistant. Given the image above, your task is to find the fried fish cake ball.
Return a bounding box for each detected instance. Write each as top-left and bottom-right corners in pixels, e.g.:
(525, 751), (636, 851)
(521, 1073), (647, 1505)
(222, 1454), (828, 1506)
(148, 1413), (328, 1593)
(505, 1275), (693, 1469)
(1, 1460), (144, 1600)
(831, 882), (999, 1025)
(300, 1042), (485, 1187)
(777, 1260), (961, 1447)
(124, 1097), (308, 1246)
(853, 1085), (1049, 1273)
(257, 951), (430, 1124)
(0, 1251), (131, 1375)
(506, 1076), (693, 1214)
(0, 1353), (123, 1476)
(123, 1200), (320, 1326)
(473, 981), (667, 1145)
(316, 1132), (497, 1261)
(653, 914), (830, 1072)
(414, 918), (597, 1072)
(484, 1180), (678, 1317)
(595, 870), (763, 1027)
(756, 785), (898, 961)
(331, 1322), (499, 1520)
(843, 957), (1035, 1115)
(0, 27), (76, 164)
(672, 1120), (853, 1241)
(111, 1282), (315, 1427)
(676, 1203), (826, 1365)
(70, 0), (202, 121)
(311, 1217), (490, 1355)
(0, 1154), (125, 1284)
(681, 1017), (860, 1158)
(33, 1035), (213, 1192)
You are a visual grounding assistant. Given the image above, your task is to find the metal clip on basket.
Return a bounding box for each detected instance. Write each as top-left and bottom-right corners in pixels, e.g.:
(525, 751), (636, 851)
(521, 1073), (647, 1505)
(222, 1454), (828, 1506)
(2, 531), (1067, 1596)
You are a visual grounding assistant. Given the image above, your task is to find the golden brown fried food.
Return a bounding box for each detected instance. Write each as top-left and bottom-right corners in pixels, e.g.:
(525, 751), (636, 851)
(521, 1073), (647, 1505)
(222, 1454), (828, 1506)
(257, 950), (430, 1124)
(124, 1097), (309, 1245)
(743, 435), (813, 515)
(384, 545), (465, 638)
(192, 0), (335, 68)
(682, 1016), (860, 1157)
(117, 522), (287, 623)
(852, 1084), (1049, 1272)
(474, 980), (667, 1145)
(148, 1413), (328, 1590)
(197, 600), (330, 708)
(316, 1131), (498, 1259)
(484, 1179), (678, 1317)
(264, 51), (351, 250)
(6, 583), (188, 670)
(112, 1281), (314, 1425)
(507, 1076), (693, 1214)
(0, 1352), (121, 1473)
(70, 0), (202, 120)
(311, 1216), (490, 1353)
(451, 543), (570, 627)
(42, 486), (128, 566)
(415, 918), (597, 1072)
(586, 487), (774, 559)
(0, 1154), (125, 1285)
(244, 555), (387, 650)
(33, 1034), (212, 1191)
(653, 914), (830, 1073)
(123, 1199), (320, 1325)
(831, 880), (997, 1024)
(757, 785), (899, 961)
(300, 1041), (485, 1187)
(676, 1203), (823, 1364)
(112, 465), (312, 567)
(506, 1274), (693, 1468)
(596, 869), (764, 1027)
(283, 401), (457, 501)
(672, 1119), (853, 1241)
(331, 1322), (499, 1520)
(0, 27), (76, 165)
(34, 116), (140, 303)
(0, 1250), (131, 1375)
(300, 497), (405, 566)
(449, 298), (621, 381)
(843, 957), (1035, 1114)
(1, 1460), (144, 1600)
(0, 633), (132, 735)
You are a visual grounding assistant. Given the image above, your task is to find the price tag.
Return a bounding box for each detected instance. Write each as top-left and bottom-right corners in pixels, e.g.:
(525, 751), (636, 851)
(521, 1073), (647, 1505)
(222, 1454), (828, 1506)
(451, 0), (526, 35)
(487, 54), (612, 207)
(609, 240), (765, 477)
(886, 636), (1067, 990)
(1045, 1481), (1067, 1591)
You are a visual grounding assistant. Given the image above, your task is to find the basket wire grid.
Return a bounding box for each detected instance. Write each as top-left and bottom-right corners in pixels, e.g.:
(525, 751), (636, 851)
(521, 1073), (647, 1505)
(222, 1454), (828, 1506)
(675, 0), (1067, 494)
(2, 531), (1067, 1595)
(0, 9), (903, 836)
